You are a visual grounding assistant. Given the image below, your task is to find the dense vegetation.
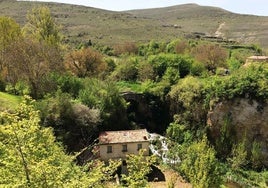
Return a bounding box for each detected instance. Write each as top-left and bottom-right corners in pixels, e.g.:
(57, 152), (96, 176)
(0, 6), (267, 187)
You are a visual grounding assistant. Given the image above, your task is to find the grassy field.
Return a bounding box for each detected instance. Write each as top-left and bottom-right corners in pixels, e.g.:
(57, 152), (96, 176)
(0, 92), (22, 111)
(1, 0), (268, 48)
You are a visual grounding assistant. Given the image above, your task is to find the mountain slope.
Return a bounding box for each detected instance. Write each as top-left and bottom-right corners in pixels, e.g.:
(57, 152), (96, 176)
(126, 4), (268, 47)
(1, 0), (268, 47)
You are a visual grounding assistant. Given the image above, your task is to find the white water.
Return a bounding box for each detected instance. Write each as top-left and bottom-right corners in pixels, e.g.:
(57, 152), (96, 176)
(148, 133), (181, 164)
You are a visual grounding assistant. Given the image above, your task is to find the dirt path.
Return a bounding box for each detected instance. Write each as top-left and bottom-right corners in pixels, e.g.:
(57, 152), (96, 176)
(215, 22), (225, 37)
(149, 166), (191, 188)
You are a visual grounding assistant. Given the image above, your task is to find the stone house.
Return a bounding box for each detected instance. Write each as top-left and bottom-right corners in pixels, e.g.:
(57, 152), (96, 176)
(246, 56), (268, 64)
(98, 129), (150, 161)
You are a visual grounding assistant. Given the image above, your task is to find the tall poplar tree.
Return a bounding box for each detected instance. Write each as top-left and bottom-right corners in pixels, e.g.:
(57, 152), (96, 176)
(23, 6), (62, 47)
(0, 17), (21, 79)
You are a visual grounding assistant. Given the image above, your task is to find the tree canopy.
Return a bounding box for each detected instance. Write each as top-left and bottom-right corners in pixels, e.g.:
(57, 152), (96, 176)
(23, 6), (62, 47)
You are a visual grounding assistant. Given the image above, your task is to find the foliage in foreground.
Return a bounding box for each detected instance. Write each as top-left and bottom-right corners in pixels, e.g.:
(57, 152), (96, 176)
(0, 96), (118, 187)
(121, 149), (156, 188)
(179, 137), (222, 188)
(225, 168), (268, 187)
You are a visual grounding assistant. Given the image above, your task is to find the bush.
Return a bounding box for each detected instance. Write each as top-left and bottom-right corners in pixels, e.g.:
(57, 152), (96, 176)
(111, 57), (138, 81)
(190, 61), (206, 76)
(138, 41), (166, 56)
(78, 78), (128, 131)
(137, 61), (155, 81)
(148, 54), (193, 82)
(5, 81), (30, 95)
(204, 65), (268, 103)
(227, 58), (242, 71)
(64, 47), (106, 78)
(192, 44), (228, 73)
(180, 137), (222, 188)
(52, 74), (84, 98)
(113, 42), (138, 56)
(104, 57), (116, 73)
(0, 78), (5, 91)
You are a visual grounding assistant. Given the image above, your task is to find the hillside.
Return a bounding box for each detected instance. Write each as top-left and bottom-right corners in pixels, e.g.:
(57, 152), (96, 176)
(1, 0), (268, 47)
(126, 4), (268, 47)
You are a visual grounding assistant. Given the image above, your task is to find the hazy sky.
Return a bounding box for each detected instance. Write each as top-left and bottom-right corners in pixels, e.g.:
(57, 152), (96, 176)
(24, 0), (268, 16)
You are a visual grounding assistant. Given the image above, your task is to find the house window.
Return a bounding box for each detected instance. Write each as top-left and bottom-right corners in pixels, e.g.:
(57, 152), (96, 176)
(122, 144), (128, 152)
(137, 143), (142, 151)
(107, 145), (112, 153)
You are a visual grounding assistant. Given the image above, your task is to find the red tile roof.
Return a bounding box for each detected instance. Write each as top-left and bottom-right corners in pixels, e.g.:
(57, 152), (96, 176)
(99, 129), (148, 144)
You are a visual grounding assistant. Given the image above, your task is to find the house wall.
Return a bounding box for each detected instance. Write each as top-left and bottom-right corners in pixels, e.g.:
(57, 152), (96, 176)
(99, 141), (149, 161)
(246, 58), (268, 64)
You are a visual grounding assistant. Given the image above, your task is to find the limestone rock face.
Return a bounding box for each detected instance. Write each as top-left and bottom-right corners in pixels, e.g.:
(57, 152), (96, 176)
(207, 98), (268, 166)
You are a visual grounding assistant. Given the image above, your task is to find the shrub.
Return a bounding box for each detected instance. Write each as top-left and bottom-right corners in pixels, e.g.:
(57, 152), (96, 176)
(190, 61), (206, 76)
(64, 47), (106, 78)
(110, 57), (138, 81)
(113, 42), (138, 56)
(51, 73), (84, 98)
(180, 137), (222, 188)
(78, 78), (128, 131)
(137, 61), (155, 81)
(148, 54), (192, 82)
(192, 44), (228, 73)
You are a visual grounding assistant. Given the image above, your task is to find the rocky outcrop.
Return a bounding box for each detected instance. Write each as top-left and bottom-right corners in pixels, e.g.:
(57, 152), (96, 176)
(121, 92), (171, 134)
(207, 98), (268, 166)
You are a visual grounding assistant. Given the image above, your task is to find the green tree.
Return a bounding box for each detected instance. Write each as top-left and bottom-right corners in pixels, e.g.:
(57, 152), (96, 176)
(0, 16), (21, 79)
(23, 6), (62, 47)
(0, 96), (121, 187)
(51, 73), (84, 98)
(38, 91), (101, 151)
(168, 76), (205, 125)
(204, 65), (268, 104)
(78, 78), (128, 131)
(190, 60), (206, 76)
(121, 149), (156, 187)
(0, 17), (21, 50)
(0, 97), (85, 187)
(86, 159), (121, 187)
(169, 76), (203, 109)
(137, 60), (155, 81)
(111, 57), (138, 81)
(4, 38), (63, 98)
(227, 57), (242, 71)
(180, 137), (222, 188)
(166, 122), (187, 144)
(148, 54), (192, 83)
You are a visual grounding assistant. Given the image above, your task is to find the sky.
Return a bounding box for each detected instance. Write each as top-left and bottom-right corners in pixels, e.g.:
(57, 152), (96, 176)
(23, 0), (268, 16)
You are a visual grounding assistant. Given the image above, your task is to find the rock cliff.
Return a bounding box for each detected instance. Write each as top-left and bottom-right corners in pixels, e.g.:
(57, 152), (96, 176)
(207, 98), (268, 166)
